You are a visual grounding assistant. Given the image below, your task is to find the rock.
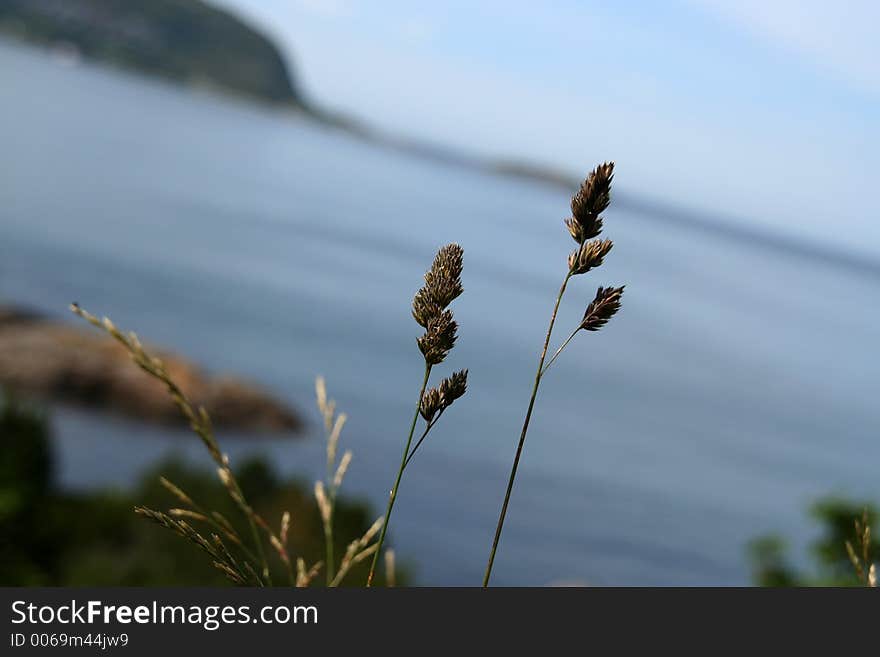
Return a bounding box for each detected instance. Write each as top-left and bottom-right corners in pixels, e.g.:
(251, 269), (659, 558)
(0, 306), (301, 433)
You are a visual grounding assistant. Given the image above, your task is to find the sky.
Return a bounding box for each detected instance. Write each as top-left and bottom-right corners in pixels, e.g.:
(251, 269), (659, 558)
(216, 0), (879, 254)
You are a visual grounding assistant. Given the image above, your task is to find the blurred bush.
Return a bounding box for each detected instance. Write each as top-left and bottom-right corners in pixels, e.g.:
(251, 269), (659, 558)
(0, 394), (404, 586)
(749, 498), (877, 586)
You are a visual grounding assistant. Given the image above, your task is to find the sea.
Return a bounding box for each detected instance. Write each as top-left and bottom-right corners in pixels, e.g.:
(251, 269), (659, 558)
(2, 40), (878, 585)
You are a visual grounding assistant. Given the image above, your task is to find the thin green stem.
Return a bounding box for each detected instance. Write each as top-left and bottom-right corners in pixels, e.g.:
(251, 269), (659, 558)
(403, 408), (445, 470)
(367, 363), (432, 586)
(233, 480), (271, 586)
(367, 362), (431, 587)
(541, 327), (579, 376)
(323, 517), (335, 586)
(324, 457), (336, 585)
(483, 271), (571, 587)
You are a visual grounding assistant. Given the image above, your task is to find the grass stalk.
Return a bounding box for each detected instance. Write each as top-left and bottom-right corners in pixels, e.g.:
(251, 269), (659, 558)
(483, 272), (571, 587)
(403, 408), (444, 469)
(323, 509), (335, 585)
(240, 483), (272, 585)
(323, 448), (336, 585)
(541, 327), (579, 376)
(70, 303), (288, 586)
(314, 378), (351, 585)
(483, 162), (622, 586)
(367, 363), (431, 586)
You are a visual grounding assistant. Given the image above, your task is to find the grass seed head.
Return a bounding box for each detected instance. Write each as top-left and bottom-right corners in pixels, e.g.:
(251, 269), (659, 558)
(411, 287), (444, 328)
(412, 244), (464, 327)
(422, 243), (464, 308)
(568, 239), (614, 276)
(420, 387), (442, 422)
(417, 310), (458, 364)
(438, 369), (468, 407)
(332, 450), (353, 489)
(314, 481), (331, 523)
(580, 286), (625, 332)
(569, 162), (614, 243)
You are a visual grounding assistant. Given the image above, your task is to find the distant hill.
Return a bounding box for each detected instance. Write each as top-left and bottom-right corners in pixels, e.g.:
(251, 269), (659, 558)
(0, 0), (300, 105)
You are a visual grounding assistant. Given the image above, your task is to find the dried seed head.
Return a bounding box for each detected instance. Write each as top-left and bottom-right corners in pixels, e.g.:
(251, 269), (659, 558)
(384, 549), (397, 588)
(217, 467), (233, 489)
(412, 244), (464, 326)
(280, 511), (290, 547)
(315, 376), (328, 420)
(269, 534), (288, 565)
(420, 387), (442, 422)
(314, 481), (331, 523)
(569, 162), (614, 242)
(580, 286), (625, 332)
(326, 413), (346, 469)
(296, 557), (322, 588)
(424, 274), (464, 312)
(363, 516), (384, 544)
(332, 450), (353, 489)
(568, 239), (614, 275)
(412, 287), (444, 328)
(564, 216), (604, 244)
(420, 369), (468, 425)
(159, 477), (194, 507)
(417, 310), (458, 364)
(168, 508), (209, 523)
(846, 540), (862, 576)
(438, 369), (468, 407)
(424, 243), (464, 305)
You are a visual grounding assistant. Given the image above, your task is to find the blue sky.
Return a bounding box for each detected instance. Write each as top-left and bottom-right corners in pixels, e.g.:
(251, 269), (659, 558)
(217, 0), (879, 253)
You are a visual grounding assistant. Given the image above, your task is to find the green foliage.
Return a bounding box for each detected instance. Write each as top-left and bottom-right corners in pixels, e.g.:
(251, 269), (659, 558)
(0, 393), (51, 514)
(0, 393), (55, 584)
(0, 395), (404, 586)
(749, 497), (878, 587)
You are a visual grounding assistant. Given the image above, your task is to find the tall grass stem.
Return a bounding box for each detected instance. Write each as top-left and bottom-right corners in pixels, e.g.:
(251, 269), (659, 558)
(367, 363), (432, 586)
(483, 272), (571, 587)
(323, 515), (335, 585)
(541, 327), (579, 376)
(403, 408), (445, 469)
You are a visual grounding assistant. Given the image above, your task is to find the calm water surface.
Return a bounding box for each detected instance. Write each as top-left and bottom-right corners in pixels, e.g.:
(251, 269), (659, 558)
(1, 42), (879, 585)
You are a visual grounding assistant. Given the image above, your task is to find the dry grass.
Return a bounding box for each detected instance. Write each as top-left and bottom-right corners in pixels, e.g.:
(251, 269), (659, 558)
(313, 375), (384, 586)
(70, 303), (385, 587)
(846, 508), (878, 587)
(65, 164), (636, 587)
(65, 163), (878, 588)
(69, 242), (472, 588)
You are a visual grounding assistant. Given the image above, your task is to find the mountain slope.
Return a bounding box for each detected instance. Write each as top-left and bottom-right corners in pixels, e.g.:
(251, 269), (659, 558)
(0, 0), (300, 105)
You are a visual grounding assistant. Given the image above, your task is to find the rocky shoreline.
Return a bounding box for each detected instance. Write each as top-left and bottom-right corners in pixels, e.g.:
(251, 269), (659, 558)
(0, 306), (301, 433)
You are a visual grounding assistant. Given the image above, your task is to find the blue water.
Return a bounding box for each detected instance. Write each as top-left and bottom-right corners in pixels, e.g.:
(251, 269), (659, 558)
(1, 41), (879, 585)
